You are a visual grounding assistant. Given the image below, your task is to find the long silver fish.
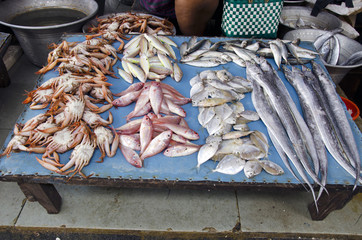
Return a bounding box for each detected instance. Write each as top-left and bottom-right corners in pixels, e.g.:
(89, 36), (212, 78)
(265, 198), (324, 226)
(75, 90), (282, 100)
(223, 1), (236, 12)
(184, 59), (222, 68)
(283, 66), (328, 199)
(328, 36), (339, 65)
(314, 28), (343, 51)
(267, 128), (303, 184)
(258, 58), (320, 176)
(246, 61), (324, 189)
(284, 65), (362, 187)
(307, 63), (356, 165)
(311, 61), (361, 187)
(251, 79), (318, 205)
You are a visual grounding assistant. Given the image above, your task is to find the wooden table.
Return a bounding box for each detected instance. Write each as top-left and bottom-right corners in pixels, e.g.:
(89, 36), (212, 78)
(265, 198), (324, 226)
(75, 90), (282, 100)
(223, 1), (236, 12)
(0, 34), (361, 220)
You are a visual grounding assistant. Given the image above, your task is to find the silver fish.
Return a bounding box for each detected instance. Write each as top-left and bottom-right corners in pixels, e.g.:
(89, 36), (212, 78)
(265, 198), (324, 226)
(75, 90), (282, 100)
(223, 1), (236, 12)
(250, 131), (269, 155)
(205, 135), (222, 144)
(269, 42), (282, 69)
(314, 28), (343, 51)
(239, 110), (259, 121)
(267, 129), (303, 184)
(198, 106), (215, 127)
(205, 115), (223, 135)
(245, 42), (260, 52)
(286, 42), (318, 61)
(185, 59), (222, 68)
(259, 160), (284, 175)
(179, 41), (188, 57)
(237, 144), (265, 160)
(311, 61), (361, 187)
(230, 101), (245, 114)
(189, 74), (202, 86)
(216, 69), (234, 82)
(222, 130), (254, 140)
(197, 141), (220, 170)
(244, 160), (262, 178)
(199, 70), (218, 80)
(185, 39), (212, 55)
(213, 154), (246, 175)
(259, 58), (320, 176)
(190, 81), (204, 98)
(214, 103), (234, 121)
(233, 124), (249, 132)
(285, 65), (361, 187)
(248, 62), (323, 202)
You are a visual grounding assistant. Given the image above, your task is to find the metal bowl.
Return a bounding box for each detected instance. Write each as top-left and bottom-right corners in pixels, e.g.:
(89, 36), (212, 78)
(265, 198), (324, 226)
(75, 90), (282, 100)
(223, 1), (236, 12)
(279, 6), (342, 36)
(0, 0), (98, 67)
(283, 29), (362, 84)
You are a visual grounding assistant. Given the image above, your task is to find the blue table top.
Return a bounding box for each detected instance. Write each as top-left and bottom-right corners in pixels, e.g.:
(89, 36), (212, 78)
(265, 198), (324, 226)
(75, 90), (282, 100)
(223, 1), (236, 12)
(0, 34), (361, 187)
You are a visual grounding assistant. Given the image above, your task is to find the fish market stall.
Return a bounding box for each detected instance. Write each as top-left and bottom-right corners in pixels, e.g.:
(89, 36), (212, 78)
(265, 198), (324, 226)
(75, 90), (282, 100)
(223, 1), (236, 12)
(0, 34), (361, 221)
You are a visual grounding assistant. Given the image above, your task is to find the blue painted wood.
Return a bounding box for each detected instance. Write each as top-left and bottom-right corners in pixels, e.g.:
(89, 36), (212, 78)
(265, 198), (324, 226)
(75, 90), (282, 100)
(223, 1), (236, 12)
(0, 34), (361, 187)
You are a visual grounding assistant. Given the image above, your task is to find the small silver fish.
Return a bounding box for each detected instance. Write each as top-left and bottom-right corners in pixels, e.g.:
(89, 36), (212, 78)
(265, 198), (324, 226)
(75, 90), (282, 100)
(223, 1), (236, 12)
(259, 160), (284, 175)
(198, 106), (215, 127)
(233, 124), (249, 132)
(197, 141), (220, 169)
(244, 160), (262, 178)
(213, 154), (246, 175)
(239, 110), (259, 121)
(216, 69), (234, 82)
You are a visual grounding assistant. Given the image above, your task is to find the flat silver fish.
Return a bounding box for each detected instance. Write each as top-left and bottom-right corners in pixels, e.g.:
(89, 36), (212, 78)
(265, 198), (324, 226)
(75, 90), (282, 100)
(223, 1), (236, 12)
(259, 160), (284, 175)
(213, 154), (246, 175)
(244, 160), (262, 178)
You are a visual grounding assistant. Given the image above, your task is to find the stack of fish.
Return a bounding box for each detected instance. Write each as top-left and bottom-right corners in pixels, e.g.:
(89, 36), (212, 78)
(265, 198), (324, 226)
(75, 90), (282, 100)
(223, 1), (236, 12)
(114, 114), (200, 168)
(112, 81), (191, 119)
(283, 62), (361, 187)
(190, 69), (284, 177)
(113, 82), (199, 167)
(313, 29), (362, 66)
(179, 36), (319, 69)
(248, 56), (361, 209)
(118, 33), (183, 83)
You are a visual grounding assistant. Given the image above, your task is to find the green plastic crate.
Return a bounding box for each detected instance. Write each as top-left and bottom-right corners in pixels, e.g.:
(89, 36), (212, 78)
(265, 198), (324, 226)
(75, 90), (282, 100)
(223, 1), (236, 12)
(221, 0), (284, 38)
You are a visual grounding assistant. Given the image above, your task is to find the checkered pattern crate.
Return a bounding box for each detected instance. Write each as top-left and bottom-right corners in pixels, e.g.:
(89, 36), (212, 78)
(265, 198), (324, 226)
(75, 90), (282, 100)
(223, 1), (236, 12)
(222, 0), (284, 38)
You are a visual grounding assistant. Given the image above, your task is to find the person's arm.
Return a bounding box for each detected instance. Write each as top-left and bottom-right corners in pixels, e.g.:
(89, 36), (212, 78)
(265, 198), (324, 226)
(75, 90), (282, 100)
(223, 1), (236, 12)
(175, 0), (219, 36)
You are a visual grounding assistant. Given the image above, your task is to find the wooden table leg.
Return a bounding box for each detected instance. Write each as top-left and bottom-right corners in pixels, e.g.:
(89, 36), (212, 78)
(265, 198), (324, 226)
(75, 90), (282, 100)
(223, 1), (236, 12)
(17, 182), (62, 214)
(308, 189), (357, 221)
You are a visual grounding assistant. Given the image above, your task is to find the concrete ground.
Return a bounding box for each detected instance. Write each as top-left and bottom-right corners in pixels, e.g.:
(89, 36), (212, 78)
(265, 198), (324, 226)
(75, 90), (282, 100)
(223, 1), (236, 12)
(0, 1), (361, 239)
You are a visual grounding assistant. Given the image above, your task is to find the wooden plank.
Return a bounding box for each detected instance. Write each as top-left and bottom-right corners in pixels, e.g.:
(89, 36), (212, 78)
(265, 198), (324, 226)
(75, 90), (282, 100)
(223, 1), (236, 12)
(17, 182), (62, 214)
(0, 57), (10, 87)
(308, 188), (358, 220)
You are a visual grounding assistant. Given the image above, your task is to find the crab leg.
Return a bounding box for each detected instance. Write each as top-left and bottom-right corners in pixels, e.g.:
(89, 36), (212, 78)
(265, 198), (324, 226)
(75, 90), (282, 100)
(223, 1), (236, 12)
(36, 157), (62, 174)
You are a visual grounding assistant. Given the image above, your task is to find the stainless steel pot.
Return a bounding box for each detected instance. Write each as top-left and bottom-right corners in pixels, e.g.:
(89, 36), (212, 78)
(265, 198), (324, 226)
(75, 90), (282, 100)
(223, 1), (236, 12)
(0, 0), (98, 67)
(283, 29), (362, 84)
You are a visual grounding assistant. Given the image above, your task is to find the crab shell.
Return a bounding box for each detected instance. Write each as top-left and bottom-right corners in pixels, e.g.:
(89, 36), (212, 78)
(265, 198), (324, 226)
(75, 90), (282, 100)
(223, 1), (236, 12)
(62, 95), (85, 127)
(61, 136), (96, 173)
(44, 123), (88, 154)
(94, 126), (113, 157)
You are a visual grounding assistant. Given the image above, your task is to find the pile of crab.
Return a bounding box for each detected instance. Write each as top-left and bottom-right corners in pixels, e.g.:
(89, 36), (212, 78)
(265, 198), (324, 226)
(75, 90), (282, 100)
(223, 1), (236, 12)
(86, 12), (175, 38)
(1, 39), (122, 179)
(36, 38), (120, 76)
